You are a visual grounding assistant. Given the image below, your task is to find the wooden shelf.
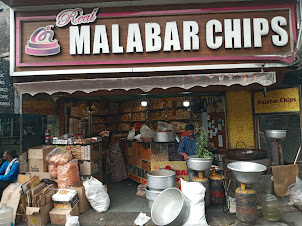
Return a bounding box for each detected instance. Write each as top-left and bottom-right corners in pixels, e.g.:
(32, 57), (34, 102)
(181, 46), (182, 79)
(93, 122), (117, 124)
(92, 114), (118, 116)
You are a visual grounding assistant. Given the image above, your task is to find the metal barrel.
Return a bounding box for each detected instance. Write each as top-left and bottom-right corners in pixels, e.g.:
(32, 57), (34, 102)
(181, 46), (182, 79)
(235, 187), (257, 224)
(209, 176), (225, 206)
(192, 176), (210, 207)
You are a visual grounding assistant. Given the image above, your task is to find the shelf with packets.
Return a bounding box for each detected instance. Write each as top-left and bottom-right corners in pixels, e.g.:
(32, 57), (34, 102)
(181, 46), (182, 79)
(66, 141), (103, 177)
(125, 140), (187, 185)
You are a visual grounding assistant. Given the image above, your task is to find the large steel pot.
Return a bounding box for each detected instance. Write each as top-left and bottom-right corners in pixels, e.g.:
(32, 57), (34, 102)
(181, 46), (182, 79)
(151, 188), (189, 226)
(227, 161), (267, 184)
(154, 131), (175, 142)
(147, 169), (176, 190)
(145, 187), (162, 209)
(187, 157), (212, 171)
(265, 130), (287, 140)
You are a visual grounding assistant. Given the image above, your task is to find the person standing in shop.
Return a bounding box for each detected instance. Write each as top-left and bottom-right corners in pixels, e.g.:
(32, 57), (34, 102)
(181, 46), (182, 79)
(177, 124), (197, 181)
(106, 131), (128, 182)
(0, 149), (19, 200)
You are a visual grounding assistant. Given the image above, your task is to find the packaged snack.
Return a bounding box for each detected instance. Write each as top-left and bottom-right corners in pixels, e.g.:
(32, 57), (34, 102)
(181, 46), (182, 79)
(46, 147), (73, 166)
(57, 159), (80, 189)
(49, 164), (57, 179)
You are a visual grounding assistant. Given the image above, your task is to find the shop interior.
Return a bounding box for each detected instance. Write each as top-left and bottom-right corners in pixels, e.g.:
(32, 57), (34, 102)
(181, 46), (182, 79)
(1, 83), (301, 214)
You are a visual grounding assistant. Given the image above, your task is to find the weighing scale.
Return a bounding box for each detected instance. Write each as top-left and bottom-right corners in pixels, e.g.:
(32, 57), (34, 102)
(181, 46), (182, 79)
(187, 157), (213, 207)
(227, 161), (267, 224)
(265, 130), (287, 165)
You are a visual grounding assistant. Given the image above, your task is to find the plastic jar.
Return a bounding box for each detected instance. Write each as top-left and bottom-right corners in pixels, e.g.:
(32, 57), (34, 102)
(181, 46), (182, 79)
(45, 136), (51, 144)
(45, 129), (50, 136)
(0, 203), (14, 226)
(261, 194), (280, 222)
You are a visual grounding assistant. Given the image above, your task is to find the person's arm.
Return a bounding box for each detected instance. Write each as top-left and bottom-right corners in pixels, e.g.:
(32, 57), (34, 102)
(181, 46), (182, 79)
(177, 139), (189, 160)
(0, 162), (19, 181)
(0, 161), (7, 175)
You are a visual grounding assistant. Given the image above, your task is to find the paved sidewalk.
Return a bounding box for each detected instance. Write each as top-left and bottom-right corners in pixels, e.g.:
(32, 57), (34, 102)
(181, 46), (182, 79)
(17, 201), (302, 225)
(16, 176), (302, 225)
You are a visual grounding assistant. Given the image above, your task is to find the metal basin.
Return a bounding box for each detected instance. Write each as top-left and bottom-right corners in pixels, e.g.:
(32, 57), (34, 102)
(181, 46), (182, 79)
(227, 161), (267, 184)
(265, 130), (287, 140)
(187, 157), (213, 171)
(147, 169), (176, 190)
(151, 188), (189, 226)
(154, 131), (175, 142)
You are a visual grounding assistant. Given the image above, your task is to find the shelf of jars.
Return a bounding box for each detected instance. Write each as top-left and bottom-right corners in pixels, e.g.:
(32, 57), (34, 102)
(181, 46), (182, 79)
(125, 141), (188, 186)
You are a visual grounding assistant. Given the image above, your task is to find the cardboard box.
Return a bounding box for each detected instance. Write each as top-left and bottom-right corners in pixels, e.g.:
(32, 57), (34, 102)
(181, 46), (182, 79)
(18, 174), (31, 184)
(79, 160), (99, 175)
(28, 146), (54, 159)
(28, 146), (54, 172)
(49, 203), (79, 225)
(26, 172), (51, 180)
(27, 202), (54, 226)
(52, 189), (79, 210)
(67, 181), (91, 213)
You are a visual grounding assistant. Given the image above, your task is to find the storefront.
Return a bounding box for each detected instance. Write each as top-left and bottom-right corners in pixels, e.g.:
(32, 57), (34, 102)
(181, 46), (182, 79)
(5, 0), (302, 182)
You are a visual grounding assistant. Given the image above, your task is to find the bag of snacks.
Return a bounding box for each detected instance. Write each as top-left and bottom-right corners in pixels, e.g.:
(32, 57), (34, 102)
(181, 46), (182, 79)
(46, 147), (73, 166)
(57, 159), (80, 189)
(48, 164), (57, 179)
(140, 125), (154, 143)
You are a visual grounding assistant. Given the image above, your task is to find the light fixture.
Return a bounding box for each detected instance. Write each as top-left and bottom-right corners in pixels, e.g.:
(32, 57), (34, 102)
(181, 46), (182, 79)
(141, 99), (148, 106)
(183, 98), (190, 107)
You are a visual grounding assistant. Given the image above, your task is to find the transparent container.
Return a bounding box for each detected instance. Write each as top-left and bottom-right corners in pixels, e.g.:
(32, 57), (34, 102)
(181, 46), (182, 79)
(261, 194), (280, 222)
(0, 203), (14, 226)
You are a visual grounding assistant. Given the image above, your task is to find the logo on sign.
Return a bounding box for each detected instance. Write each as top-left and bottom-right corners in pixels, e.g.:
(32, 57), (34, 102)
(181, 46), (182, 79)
(25, 25), (60, 56)
(56, 8), (99, 27)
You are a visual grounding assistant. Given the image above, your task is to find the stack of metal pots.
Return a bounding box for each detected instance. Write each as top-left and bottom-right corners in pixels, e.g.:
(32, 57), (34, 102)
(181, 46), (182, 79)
(145, 169), (176, 209)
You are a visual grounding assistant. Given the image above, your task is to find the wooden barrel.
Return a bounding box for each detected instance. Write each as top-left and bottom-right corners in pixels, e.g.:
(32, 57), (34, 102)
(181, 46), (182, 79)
(208, 174), (225, 206)
(235, 188), (257, 223)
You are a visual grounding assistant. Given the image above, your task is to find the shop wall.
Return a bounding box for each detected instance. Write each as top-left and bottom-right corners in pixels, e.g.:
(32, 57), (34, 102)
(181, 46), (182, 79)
(0, 2), (13, 114)
(226, 90), (255, 149)
(254, 87), (301, 162)
(0, 2), (9, 56)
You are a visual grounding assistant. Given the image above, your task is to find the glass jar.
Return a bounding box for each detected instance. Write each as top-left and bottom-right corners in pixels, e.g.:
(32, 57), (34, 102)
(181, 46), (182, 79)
(261, 194), (280, 222)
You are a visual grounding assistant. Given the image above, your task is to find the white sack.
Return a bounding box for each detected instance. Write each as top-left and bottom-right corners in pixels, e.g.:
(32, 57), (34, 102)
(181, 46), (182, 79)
(65, 214), (80, 226)
(127, 128), (135, 140)
(181, 179), (209, 226)
(83, 177), (110, 212)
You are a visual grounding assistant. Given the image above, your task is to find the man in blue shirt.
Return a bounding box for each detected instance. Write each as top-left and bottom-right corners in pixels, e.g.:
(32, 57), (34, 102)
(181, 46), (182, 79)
(177, 124), (196, 180)
(0, 149), (19, 200)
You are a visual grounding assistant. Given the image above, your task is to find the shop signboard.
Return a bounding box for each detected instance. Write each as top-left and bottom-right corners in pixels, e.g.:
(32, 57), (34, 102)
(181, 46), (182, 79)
(12, 3), (296, 76)
(0, 59), (14, 113)
(23, 100), (57, 115)
(254, 87), (300, 114)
